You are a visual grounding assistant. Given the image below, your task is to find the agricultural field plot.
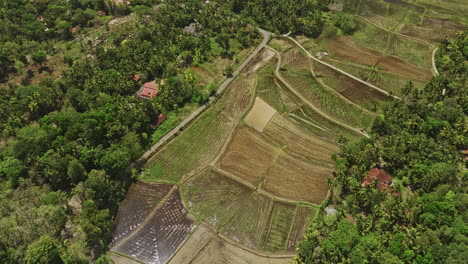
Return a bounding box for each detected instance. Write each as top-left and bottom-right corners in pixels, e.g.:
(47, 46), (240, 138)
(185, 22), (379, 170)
(287, 205), (317, 251)
(323, 34), (432, 80)
(183, 167), (269, 244)
(280, 63), (374, 130)
(144, 75), (256, 183)
(320, 59), (426, 96)
(260, 202), (296, 252)
(111, 182), (173, 245)
(244, 97), (278, 132)
(333, 0), (467, 42)
(351, 19), (433, 69)
(183, 168), (318, 253)
(219, 124), (334, 204)
(256, 62), (300, 114)
(168, 225), (293, 264)
(262, 151), (333, 204)
(311, 60), (392, 111)
(111, 188), (196, 264)
(263, 114), (339, 165)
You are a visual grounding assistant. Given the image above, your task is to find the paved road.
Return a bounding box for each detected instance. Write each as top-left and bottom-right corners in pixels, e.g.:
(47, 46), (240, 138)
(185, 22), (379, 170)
(285, 36), (400, 100)
(138, 29), (271, 162)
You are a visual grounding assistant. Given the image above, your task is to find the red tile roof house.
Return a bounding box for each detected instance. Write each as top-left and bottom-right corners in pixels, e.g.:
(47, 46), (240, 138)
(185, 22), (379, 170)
(136, 81), (159, 100)
(361, 168), (396, 194)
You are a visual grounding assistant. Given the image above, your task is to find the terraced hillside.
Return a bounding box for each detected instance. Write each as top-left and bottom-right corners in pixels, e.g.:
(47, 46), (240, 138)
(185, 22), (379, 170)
(108, 4), (465, 260)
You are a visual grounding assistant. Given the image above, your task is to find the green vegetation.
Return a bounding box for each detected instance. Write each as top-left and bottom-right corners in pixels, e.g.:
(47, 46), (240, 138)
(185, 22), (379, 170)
(295, 32), (467, 264)
(0, 0), (279, 261)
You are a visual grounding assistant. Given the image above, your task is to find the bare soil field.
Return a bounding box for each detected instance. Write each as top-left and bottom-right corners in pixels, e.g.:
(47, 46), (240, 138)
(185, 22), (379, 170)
(244, 97), (278, 132)
(263, 114), (338, 165)
(325, 35), (432, 80)
(111, 188), (195, 264)
(168, 225), (293, 264)
(219, 125), (334, 204)
(219, 126), (279, 186)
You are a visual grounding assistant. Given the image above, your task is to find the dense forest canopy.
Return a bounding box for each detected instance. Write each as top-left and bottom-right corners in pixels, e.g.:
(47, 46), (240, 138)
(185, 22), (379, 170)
(0, 0), (331, 263)
(295, 32), (468, 264)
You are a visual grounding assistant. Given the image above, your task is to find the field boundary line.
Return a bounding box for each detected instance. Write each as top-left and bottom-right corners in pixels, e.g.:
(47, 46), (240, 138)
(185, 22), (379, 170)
(269, 46), (370, 138)
(109, 251), (145, 264)
(283, 35), (400, 100)
(432, 47), (439, 75)
(137, 29), (272, 164)
(325, 58), (430, 82)
(355, 15), (434, 46)
(201, 222), (297, 259)
(302, 49), (377, 116)
(109, 186), (178, 250)
(214, 167), (321, 206)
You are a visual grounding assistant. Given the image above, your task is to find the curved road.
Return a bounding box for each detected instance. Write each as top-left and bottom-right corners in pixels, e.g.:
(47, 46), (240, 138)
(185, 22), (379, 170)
(139, 29), (271, 162)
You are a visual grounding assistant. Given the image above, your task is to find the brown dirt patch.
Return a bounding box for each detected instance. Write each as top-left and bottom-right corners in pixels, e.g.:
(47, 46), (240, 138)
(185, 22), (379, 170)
(219, 125), (333, 204)
(325, 35), (432, 80)
(219, 126), (279, 186)
(263, 152), (332, 204)
(244, 97), (277, 132)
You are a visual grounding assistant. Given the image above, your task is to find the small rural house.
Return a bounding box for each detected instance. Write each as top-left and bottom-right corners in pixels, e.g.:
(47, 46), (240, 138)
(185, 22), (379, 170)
(361, 167), (393, 193)
(137, 81), (159, 100)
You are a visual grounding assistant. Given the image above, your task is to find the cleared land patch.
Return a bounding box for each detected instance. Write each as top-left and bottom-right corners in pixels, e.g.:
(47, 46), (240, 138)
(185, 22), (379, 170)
(244, 97), (278, 132)
(111, 188), (195, 264)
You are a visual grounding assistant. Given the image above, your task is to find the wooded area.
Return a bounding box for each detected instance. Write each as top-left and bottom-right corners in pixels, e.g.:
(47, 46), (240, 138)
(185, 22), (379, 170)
(295, 32), (468, 264)
(0, 0), (301, 262)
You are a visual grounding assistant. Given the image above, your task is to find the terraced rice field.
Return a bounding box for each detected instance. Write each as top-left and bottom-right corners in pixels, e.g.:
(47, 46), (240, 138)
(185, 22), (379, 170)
(144, 75), (256, 182)
(281, 55), (374, 130)
(184, 168), (317, 253)
(168, 225), (293, 264)
(321, 59), (426, 96)
(335, 0), (467, 42)
(111, 182), (173, 244)
(312, 61), (391, 111)
(111, 187), (195, 264)
(219, 123), (334, 203)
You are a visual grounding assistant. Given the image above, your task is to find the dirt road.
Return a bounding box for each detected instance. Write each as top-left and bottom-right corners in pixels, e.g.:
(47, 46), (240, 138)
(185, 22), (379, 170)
(268, 47), (370, 138)
(138, 29), (271, 162)
(285, 36), (400, 100)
